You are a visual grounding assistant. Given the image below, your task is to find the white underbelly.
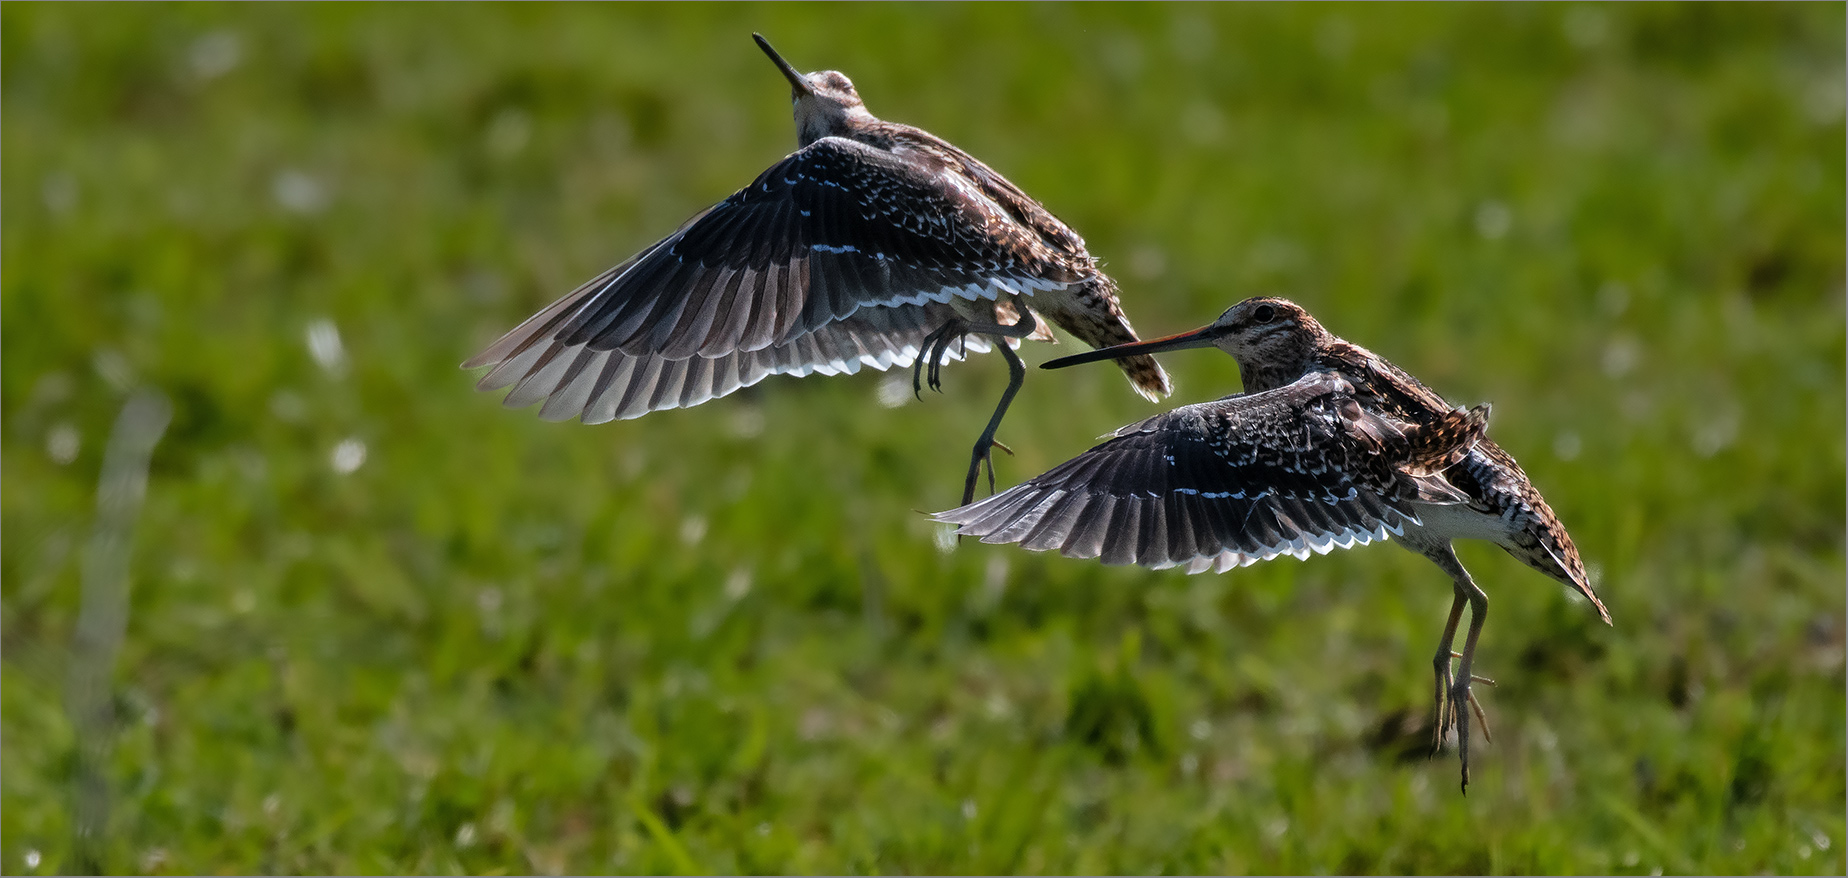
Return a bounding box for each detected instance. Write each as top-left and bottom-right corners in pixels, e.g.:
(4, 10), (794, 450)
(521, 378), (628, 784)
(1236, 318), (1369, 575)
(1399, 501), (1515, 548)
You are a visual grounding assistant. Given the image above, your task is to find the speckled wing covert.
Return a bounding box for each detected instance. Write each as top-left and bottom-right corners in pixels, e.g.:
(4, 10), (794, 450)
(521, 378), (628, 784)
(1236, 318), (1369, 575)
(936, 372), (1487, 572)
(464, 136), (1077, 423)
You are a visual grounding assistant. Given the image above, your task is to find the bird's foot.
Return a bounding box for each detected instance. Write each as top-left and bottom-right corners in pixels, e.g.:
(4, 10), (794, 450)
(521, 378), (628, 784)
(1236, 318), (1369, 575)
(1432, 653), (1496, 748)
(1431, 652), (1495, 792)
(913, 319), (970, 398)
(961, 436), (1014, 506)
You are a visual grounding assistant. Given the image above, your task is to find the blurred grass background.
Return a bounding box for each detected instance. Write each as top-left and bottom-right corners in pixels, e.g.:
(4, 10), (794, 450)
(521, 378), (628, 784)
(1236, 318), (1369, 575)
(3, 2), (1843, 874)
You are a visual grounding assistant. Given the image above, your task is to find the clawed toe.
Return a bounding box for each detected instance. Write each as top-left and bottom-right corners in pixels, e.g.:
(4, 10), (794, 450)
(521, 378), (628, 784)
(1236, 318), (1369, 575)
(914, 321), (968, 397)
(962, 436), (1005, 506)
(910, 349), (929, 399)
(913, 322), (966, 399)
(1466, 688), (1493, 745)
(1430, 669), (1493, 794)
(1431, 654), (1495, 755)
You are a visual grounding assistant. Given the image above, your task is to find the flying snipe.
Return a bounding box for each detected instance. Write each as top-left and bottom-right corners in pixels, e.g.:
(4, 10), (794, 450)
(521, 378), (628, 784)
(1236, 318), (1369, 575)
(465, 34), (1171, 504)
(936, 297), (1611, 792)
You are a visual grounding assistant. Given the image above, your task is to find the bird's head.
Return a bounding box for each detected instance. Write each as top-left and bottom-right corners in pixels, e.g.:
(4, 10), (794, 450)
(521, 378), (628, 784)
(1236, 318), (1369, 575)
(754, 34), (874, 145)
(1042, 296), (1328, 386)
(1193, 297), (1325, 366)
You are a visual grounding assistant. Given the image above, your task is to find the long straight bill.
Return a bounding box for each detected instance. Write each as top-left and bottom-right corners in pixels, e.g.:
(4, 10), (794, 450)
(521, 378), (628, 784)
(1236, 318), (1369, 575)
(1041, 325), (1221, 370)
(753, 34), (814, 96)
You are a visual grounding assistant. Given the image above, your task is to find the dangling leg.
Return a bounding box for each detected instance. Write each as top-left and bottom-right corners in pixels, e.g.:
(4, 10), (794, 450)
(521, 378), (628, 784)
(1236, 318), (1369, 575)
(965, 341), (1025, 504)
(1454, 578), (1490, 792)
(1424, 545), (1491, 793)
(907, 307), (1039, 505)
(1431, 590), (1467, 754)
(1432, 593), (1497, 755)
(912, 321), (959, 399)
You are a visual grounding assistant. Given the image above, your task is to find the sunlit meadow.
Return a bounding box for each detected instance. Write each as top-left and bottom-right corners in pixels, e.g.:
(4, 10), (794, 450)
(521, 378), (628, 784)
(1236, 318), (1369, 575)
(4, 4), (1843, 874)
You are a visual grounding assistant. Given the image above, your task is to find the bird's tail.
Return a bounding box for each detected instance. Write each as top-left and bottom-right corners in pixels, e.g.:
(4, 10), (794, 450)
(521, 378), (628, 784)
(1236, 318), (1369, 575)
(1508, 486), (1613, 625)
(1072, 276), (1173, 402)
(1473, 442), (1613, 626)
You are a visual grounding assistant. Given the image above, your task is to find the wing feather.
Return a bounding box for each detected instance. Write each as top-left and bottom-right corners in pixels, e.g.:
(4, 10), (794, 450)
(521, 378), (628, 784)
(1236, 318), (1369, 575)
(1060, 494), (1116, 559)
(1019, 491), (1093, 552)
(938, 372), (1435, 570)
(1098, 498), (1142, 566)
(466, 137), (1091, 420)
(537, 348), (607, 422)
(482, 301), (983, 424)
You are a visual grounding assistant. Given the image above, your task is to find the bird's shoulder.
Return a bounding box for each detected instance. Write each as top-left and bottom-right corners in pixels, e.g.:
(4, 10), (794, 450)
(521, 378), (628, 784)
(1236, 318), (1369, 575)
(1319, 340), (1456, 423)
(877, 126), (1091, 259)
(731, 135), (937, 204)
(1111, 371), (1354, 442)
(1112, 371), (1487, 502)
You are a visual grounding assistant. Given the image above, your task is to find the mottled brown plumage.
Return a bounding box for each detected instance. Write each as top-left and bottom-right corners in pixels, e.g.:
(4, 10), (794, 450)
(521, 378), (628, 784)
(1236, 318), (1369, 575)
(465, 34), (1169, 503)
(938, 296), (1610, 793)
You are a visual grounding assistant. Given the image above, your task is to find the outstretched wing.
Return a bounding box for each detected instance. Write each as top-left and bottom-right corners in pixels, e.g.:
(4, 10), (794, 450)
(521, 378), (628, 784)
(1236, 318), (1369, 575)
(937, 372), (1462, 572)
(475, 295), (1001, 424)
(465, 136), (1081, 421)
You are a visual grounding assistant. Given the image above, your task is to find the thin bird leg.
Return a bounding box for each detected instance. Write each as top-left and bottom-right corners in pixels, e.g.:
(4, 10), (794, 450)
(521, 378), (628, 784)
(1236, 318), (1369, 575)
(912, 322), (958, 399)
(914, 320), (977, 397)
(913, 319), (983, 397)
(1454, 572), (1490, 794)
(1425, 546), (1490, 793)
(1449, 651), (1496, 745)
(1431, 590), (1468, 754)
(1434, 646), (1493, 750)
(906, 308), (1039, 505)
(964, 341), (1026, 504)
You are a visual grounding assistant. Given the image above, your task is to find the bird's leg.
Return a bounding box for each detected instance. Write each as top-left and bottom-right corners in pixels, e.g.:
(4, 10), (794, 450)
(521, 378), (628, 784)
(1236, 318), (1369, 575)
(1454, 575), (1490, 793)
(907, 307), (1040, 505)
(964, 341), (1026, 504)
(1455, 586), (1490, 792)
(912, 319), (966, 399)
(1425, 546), (1491, 794)
(1436, 646), (1498, 751)
(959, 310), (1037, 505)
(1461, 659), (1495, 744)
(913, 318), (986, 398)
(1431, 590), (1468, 754)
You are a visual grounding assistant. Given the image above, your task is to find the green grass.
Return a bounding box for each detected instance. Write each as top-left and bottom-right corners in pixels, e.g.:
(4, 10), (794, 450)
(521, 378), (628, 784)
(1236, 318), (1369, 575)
(4, 2), (1843, 873)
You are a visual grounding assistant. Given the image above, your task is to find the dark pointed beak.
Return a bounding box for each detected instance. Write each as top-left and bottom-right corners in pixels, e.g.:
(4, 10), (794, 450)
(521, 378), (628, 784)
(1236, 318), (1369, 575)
(1041, 324), (1222, 370)
(753, 33), (814, 98)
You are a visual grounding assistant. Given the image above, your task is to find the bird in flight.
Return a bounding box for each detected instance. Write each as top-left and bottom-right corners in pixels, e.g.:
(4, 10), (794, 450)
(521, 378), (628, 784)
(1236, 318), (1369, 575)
(465, 34), (1170, 504)
(937, 296), (1611, 792)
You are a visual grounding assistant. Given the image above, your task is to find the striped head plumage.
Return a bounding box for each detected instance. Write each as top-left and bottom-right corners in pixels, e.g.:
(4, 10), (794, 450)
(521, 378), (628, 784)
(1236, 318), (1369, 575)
(1042, 296), (1327, 394)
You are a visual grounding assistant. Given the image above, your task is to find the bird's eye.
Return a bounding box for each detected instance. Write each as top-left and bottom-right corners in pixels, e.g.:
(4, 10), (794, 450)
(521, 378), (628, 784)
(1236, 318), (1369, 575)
(1252, 304), (1276, 323)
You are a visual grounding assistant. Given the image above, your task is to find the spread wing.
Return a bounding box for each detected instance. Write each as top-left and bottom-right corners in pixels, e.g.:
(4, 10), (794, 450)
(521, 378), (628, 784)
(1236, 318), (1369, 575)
(465, 136), (1081, 422)
(474, 294), (1001, 424)
(937, 373), (1477, 572)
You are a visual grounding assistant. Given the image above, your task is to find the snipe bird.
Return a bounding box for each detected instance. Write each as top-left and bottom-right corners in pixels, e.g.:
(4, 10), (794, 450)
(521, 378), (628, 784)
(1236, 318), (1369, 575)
(936, 297), (1611, 792)
(465, 34), (1171, 504)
